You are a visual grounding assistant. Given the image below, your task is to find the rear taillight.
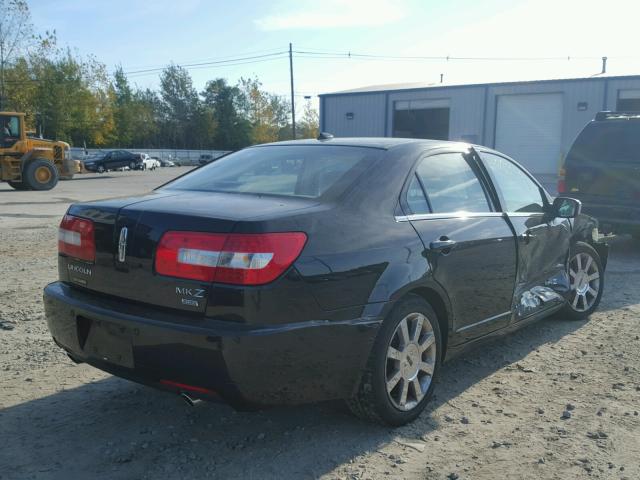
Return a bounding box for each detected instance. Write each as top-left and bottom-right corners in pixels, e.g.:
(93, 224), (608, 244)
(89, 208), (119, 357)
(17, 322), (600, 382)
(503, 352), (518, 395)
(58, 214), (95, 262)
(155, 231), (307, 285)
(557, 166), (566, 194)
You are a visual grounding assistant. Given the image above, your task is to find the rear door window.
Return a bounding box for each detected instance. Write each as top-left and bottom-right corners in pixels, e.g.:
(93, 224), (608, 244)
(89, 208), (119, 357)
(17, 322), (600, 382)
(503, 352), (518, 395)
(405, 175), (430, 214)
(414, 153), (491, 213)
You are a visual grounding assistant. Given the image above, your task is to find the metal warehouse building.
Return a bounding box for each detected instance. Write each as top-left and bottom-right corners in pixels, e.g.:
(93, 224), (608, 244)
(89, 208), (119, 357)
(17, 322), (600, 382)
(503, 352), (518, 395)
(319, 74), (640, 186)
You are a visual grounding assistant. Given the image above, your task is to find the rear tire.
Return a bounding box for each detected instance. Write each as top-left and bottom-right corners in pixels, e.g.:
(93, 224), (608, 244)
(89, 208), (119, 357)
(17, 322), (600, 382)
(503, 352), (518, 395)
(23, 159), (59, 191)
(8, 181), (30, 190)
(561, 242), (604, 320)
(347, 295), (442, 426)
(97, 165), (105, 174)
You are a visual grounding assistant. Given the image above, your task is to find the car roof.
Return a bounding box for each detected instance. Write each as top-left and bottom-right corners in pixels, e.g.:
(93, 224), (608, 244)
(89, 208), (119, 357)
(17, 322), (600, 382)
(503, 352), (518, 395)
(254, 137), (470, 150)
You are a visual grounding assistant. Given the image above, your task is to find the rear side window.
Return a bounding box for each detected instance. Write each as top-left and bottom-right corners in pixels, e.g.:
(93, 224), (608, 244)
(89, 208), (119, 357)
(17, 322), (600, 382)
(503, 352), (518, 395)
(406, 175), (430, 214)
(163, 145), (382, 199)
(480, 152), (544, 213)
(567, 121), (640, 165)
(414, 153), (490, 213)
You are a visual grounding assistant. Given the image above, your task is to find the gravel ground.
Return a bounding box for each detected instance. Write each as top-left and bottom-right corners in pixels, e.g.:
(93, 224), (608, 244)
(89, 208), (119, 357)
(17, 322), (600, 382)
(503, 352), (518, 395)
(0, 169), (639, 480)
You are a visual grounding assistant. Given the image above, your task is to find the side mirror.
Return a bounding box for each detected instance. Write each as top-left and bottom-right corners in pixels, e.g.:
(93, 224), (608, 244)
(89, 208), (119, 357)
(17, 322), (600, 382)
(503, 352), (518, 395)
(552, 197), (582, 218)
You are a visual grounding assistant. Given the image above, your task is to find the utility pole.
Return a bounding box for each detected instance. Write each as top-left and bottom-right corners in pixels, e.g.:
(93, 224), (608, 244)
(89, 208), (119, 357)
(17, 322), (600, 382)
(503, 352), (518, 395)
(0, 59), (5, 111)
(289, 42), (296, 140)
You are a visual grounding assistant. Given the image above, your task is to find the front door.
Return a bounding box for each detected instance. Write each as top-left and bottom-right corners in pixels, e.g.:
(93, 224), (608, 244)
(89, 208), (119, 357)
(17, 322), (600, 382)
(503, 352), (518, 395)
(405, 150), (518, 342)
(478, 150), (571, 319)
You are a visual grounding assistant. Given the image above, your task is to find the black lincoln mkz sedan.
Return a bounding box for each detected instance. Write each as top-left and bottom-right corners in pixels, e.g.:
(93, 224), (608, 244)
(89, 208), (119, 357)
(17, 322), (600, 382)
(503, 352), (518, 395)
(44, 137), (607, 425)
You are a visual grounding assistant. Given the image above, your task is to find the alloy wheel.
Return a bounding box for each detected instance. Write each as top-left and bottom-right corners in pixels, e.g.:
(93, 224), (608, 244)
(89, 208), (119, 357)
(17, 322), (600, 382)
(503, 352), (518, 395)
(569, 252), (600, 312)
(385, 312), (437, 411)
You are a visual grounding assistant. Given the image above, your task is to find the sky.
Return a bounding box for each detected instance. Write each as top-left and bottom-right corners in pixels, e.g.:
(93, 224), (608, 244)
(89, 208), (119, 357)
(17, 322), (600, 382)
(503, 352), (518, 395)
(28, 0), (640, 106)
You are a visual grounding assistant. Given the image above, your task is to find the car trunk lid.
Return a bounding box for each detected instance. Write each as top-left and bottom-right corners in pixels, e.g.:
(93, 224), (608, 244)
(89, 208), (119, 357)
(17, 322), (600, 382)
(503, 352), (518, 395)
(62, 191), (317, 314)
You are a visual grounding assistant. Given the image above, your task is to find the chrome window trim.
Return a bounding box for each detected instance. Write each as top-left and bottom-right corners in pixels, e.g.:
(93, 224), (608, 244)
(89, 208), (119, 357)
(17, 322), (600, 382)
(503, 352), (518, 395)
(395, 212), (505, 222)
(455, 311), (512, 333)
(395, 211), (545, 222)
(506, 212), (545, 217)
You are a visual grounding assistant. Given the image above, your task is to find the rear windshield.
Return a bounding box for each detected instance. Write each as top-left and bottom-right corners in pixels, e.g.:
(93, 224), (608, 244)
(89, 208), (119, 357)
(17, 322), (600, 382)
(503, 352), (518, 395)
(567, 121), (640, 165)
(161, 145), (382, 199)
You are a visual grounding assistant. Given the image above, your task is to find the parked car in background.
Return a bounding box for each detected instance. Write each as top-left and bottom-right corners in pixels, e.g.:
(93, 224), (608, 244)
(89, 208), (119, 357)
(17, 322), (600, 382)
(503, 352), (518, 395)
(83, 150), (143, 173)
(198, 154), (214, 165)
(560, 111), (640, 238)
(155, 157), (175, 167)
(167, 154), (181, 166)
(141, 154), (161, 170)
(45, 138), (607, 426)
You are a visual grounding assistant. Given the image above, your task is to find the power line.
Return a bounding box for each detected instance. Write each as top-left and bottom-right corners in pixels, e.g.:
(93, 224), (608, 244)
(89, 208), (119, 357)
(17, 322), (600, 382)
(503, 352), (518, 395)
(124, 55), (289, 79)
(293, 49), (613, 62)
(123, 51), (288, 76)
(121, 47), (286, 73)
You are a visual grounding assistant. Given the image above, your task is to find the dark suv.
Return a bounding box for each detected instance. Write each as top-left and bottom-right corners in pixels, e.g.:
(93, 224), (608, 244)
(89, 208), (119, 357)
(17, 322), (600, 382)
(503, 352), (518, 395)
(561, 111), (640, 238)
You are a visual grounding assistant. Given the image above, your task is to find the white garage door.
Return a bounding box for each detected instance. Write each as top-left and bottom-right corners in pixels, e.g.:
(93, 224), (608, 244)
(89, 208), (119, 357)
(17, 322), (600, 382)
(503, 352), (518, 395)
(495, 93), (563, 175)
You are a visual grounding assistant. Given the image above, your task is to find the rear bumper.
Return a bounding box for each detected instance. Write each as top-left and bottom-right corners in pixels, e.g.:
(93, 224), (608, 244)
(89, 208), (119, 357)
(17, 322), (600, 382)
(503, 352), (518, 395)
(43, 282), (381, 406)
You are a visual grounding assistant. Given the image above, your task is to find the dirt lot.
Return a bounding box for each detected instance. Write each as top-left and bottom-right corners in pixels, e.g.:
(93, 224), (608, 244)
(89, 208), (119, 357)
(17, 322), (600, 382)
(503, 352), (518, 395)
(0, 168), (639, 480)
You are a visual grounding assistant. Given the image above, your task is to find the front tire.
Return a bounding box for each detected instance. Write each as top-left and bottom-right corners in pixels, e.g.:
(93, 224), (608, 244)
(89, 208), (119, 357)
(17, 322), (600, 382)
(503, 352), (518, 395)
(23, 159), (59, 191)
(347, 295), (442, 426)
(561, 242), (604, 320)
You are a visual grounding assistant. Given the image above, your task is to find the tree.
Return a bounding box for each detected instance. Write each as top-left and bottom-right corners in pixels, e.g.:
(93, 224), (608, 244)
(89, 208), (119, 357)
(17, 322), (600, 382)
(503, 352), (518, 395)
(202, 78), (250, 150)
(23, 46), (115, 146)
(111, 66), (135, 146)
(159, 64), (199, 149)
(298, 99), (319, 139)
(129, 88), (161, 148)
(0, 0), (33, 110)
(237, 76), (290, 144)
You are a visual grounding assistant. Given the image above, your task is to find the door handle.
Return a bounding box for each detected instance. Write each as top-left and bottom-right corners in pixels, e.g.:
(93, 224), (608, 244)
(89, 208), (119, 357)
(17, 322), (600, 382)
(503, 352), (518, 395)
(430, 237), (456, 253)
(520, 230), (533, 244)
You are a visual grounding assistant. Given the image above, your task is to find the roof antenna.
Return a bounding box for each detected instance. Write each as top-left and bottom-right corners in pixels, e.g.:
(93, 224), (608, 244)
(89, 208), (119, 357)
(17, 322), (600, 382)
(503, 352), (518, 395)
(601, 56), (607, 74)
(440, 73), (444, 84)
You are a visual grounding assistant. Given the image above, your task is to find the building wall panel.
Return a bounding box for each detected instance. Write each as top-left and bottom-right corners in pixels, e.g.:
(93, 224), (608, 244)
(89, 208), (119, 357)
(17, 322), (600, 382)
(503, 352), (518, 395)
(322, 94), (386, 137)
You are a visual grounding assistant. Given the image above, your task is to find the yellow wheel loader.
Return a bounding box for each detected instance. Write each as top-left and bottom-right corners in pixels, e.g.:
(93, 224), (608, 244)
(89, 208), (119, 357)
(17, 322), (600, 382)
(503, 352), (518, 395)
(0, 112), (81, 191)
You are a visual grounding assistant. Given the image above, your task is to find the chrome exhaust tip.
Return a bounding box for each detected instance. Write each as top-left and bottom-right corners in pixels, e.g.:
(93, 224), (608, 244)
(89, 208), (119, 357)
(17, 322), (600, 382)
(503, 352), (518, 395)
(180, 392), (202, 406)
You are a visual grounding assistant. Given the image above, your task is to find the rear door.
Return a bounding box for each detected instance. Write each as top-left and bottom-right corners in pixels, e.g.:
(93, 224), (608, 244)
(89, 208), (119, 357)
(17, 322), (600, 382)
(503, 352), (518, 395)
(478, 150), (571, 319)
(404, 150), (517, 342)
